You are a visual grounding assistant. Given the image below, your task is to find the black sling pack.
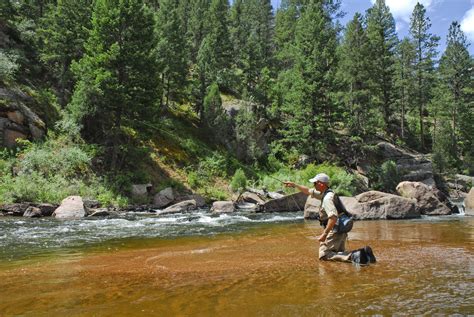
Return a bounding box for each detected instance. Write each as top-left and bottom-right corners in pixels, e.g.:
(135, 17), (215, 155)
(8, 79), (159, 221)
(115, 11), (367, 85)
(319, 189), (354, 233)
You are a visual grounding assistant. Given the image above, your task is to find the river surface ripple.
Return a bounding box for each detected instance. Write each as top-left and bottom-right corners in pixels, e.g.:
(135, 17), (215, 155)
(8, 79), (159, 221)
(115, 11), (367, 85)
(0, 212), (472, 316)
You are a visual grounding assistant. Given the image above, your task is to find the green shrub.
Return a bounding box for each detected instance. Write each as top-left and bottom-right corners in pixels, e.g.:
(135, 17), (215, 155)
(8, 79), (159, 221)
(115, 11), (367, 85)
(368, 160), (401, 193)
(258, 163), (357, 196)
(230, 168), (247, 192)
(0, 135), (127, 206)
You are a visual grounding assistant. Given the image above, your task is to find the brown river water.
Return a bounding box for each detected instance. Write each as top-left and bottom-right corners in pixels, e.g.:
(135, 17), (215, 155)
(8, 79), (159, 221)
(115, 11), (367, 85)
(0, 216), (473, 316)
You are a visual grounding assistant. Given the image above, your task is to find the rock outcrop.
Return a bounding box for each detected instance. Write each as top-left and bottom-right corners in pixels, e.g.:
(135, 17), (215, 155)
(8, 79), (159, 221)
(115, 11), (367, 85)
(52, 196), (87, 220)
(396, 181), (452, 215)
(375, 142), (435, 186)
(0, 87), (47, 148)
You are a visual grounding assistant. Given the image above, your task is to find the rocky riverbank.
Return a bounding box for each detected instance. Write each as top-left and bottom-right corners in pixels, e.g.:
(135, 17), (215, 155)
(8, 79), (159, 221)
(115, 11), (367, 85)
(1, 180), (471, 220)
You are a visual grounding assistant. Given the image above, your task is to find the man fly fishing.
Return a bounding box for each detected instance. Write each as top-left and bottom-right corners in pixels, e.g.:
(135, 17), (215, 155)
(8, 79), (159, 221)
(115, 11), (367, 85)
(284, 173), (376, 265)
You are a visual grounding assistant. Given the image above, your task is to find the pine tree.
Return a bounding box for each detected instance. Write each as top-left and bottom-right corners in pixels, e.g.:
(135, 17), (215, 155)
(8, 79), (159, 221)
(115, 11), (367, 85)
(433, 22), (473, 172)
(366, 0), (398, 132)
(409, 2), (439, 150)
(394, 37), (416, 140)
(196, 0), (232, 119)
(339, 13), (373, 135)
(276, 0), (339, 158)
(229, 0), (273, 104)
(155, 0), (188, 107)
(70, 0), (159, 170)
(38, 0), (93, 107)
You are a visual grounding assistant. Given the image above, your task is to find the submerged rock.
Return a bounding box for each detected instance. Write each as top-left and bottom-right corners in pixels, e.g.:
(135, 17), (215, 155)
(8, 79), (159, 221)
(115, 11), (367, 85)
(52, 196), (87, 220)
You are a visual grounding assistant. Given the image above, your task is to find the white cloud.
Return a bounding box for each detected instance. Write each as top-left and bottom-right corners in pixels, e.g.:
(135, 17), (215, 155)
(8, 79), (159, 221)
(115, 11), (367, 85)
(370, 0), (434, 23)
(461, 6), (474, 41)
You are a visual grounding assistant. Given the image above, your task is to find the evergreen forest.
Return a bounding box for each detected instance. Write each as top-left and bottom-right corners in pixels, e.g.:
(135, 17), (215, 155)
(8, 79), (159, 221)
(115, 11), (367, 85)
(1, 0), (473, 206)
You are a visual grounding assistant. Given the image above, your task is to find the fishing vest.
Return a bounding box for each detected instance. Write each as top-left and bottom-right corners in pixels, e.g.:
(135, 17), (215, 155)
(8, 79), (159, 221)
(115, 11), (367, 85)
(320, 189), (354, 233)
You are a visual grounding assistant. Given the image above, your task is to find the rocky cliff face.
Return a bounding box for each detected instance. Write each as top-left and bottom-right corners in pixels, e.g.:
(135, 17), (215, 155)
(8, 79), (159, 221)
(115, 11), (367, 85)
(0, 87), (47, 147)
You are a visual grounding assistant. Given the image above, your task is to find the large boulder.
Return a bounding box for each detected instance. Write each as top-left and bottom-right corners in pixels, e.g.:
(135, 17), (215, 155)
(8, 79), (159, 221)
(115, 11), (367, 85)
(153, 187), (175, 208)
(52, 196), (87, 220)
(304, 196), (320, 219)
(157, 199), (197, 215)
(465, 188), (474, 216)
(262, 192), (307, 212)
(240, 191), (266, 205)
(211, 201), (236, 213)
(396, 181), (452, 215)
(343, 191), (419, 220)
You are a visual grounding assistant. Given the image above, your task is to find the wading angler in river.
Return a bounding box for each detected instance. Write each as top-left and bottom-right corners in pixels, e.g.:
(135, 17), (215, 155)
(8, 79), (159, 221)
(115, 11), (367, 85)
(284, 173), (376, 265)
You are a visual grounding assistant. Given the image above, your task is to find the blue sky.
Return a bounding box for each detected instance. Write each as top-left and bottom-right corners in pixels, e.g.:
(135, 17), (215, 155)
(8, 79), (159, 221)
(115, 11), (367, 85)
(270, 0), (474, 55)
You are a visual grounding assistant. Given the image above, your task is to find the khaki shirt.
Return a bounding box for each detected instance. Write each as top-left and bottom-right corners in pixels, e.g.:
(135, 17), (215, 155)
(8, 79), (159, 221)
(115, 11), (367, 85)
(309, 189), (338, 221)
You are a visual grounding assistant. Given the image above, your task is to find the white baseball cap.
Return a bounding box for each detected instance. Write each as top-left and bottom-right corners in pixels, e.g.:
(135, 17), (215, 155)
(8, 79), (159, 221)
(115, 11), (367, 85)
(309, 173), (330, 184)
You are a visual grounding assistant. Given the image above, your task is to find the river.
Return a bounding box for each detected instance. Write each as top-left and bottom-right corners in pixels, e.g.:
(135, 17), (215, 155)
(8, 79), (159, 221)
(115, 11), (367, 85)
(0, 212), (473, 316)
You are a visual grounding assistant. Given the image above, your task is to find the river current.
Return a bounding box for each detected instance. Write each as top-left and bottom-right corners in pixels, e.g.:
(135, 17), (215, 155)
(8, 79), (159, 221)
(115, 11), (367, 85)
(0, 212), (473, 316)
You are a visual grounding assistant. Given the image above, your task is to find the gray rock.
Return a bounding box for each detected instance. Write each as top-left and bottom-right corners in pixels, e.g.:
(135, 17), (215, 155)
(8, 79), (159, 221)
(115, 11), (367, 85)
(89, 209), (116, 217)
(83, 200), (101, 210)
(158, 199), (197, 215)
(262, 192), (307, 212)
(465, 188), (474, 216)
(240, 192), (266, 205)
(174, 194), (207, 208)
(23, 206), (42, 218)
(211, 201), (236, 213)
(52, 196), (86, 220)
(304, 196), (320, 219)
(267, 191), (285, 200)
(153, 187), (175, 208)
(396, 181), (452, 215)
(344, 191), (419, 220)
(131, 183), (152, 199)
(0, 203), (31, 216)
(235, 202), (260, 212)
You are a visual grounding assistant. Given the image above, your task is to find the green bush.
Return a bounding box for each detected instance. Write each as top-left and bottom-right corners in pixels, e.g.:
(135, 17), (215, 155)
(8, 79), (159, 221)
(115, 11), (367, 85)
(0, 135), (127, 206)
(258, 163), (357, 196)
(368, 160), (401, 193)
(230, 168), (247, 192)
